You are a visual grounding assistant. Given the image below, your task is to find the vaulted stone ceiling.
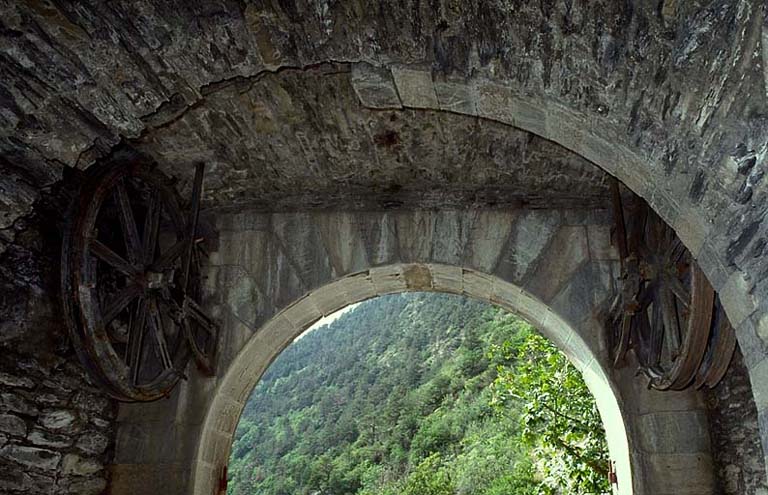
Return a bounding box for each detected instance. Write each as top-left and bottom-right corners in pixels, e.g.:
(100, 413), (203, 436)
(133, 64), (609, 211)
(0, 0), (765, 256)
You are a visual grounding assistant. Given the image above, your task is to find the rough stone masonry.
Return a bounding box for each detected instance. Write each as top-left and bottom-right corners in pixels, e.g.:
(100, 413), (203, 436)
(0, 1), (767, 494)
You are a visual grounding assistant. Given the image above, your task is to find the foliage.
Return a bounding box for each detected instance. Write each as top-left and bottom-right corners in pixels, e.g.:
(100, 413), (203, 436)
(491, 329), (611, 494)
(227, 293), (610, 495)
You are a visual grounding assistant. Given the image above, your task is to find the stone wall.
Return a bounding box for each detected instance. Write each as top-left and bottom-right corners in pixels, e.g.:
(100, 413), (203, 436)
(706, 349), (768, 495)
(110, 207), (718, 495)
(0, 350), (116, 495)
(0, 182), (118, 494)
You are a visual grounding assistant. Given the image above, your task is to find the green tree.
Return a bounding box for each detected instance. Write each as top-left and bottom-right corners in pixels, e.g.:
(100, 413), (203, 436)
(227, 293), (610, 495)
(491, 330), (610, 494)
(402, 453), (453, 495)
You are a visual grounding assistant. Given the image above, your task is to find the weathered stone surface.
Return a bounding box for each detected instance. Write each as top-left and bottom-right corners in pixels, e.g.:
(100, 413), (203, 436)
(351, 63), (402, 109)
(28, 428), (73, 450)
(39, 410), (80, 434)
(0, 414), (26, 437)
(0, 444), (60, 471)
(75, 431), (110, 456)
(0, 2), (766, 494)
(61, 476), (108, 495)
(391, 67), (439, 109)
(70, 391), (111, 416)
(61, 453), (102, 476)
(0, 372), (35, 389)
(0, 392), (39, 417)
(706, 351), (768, 495)
(0, 350), (115, 494)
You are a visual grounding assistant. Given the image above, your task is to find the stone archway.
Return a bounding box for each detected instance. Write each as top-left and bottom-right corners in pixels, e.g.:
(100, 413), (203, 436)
(193, 264), (635, 495)
(111, 208), (717, 495)
(0, 3), (765, 494)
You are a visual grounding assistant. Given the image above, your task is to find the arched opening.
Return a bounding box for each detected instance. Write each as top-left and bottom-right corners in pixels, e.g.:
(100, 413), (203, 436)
(0, 4), (765, 495)
(193, 264), (635, 495)
(225, 291), (620, 494)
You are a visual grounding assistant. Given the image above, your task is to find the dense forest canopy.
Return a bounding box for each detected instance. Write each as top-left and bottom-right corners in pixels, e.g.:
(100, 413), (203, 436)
(228, 293), (610, 494)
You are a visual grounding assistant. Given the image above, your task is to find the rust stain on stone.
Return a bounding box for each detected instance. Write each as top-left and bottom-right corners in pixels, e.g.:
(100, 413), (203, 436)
(403, 264), (432, 290)
(373, 130), (400, 147)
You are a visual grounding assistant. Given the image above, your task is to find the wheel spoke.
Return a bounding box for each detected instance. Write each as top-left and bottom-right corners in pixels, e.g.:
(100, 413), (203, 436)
(103, 282), (142, 326)
(668, 277), (690, 309)
(638, 281), (656, 310)
(649, 298), (663, 367)
(125, 296), (149, 385)
(633, 310), (652, 367)
(114, 180), (142, 266)
(143, 189), (162, 265)
(89, 239), (136, 277)
(185, 297), (217, 335)
(151, 238), (186, 271)
(613, 313), (632, 367)
(147, 297), (175, 372)
(666, 238), (685, 262)
(660, 286), (682, 355)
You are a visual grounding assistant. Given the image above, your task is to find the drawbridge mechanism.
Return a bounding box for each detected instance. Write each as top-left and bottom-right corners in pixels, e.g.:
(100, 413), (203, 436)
(62, 161), (218, 402)
(607, 179), (736, 390)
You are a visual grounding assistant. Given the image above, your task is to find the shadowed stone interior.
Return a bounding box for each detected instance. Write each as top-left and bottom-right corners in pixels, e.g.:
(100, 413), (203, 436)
(133, 65), (610, 211)
(1, 1), (767, 494)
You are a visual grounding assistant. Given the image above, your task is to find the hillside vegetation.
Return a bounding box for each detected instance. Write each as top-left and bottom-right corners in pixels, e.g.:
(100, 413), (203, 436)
(228, 293), (609, 495)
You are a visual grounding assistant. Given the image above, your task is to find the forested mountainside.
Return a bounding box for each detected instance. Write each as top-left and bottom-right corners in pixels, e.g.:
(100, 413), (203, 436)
(227, 293), (610, 495)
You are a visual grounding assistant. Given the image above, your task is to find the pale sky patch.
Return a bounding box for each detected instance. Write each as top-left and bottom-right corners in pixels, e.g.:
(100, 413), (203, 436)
(295, 302), (362, 340)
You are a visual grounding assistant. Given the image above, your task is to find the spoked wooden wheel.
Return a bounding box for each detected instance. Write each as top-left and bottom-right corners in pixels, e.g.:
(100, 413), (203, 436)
(62, 162), (217, 402)
(607, 180), (735, 390)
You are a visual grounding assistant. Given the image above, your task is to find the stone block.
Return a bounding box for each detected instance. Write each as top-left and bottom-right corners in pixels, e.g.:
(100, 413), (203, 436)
(638, 452), (716, 494)
(357, 212), (399, 266)
(696, 239), (731, 291)
(62, 453), (102, 476)
(39, 409), (80, 434)
(282, 293), (323, 330)
(524, 226), (589, 303)
(428, 264), (463, 294)
(350, 63), (402, 109)
(636, 410), (711, 454)
(463, 210), (515, 273)
(71, 390), (112, 416)
(430, 210), (468, 266)
(548, 263), (602, 327)
(719, 270), (757, 328)
(0, 392), (39, 416)
(462, 269), (493, 301)
(614, 360), (705, 416)
(476, 81), (546, 136)
(60, 476), (108, 495)
(395, 211), (436, 262)
(339, 271), (377, 301)
(0, 372), (34, 389)
(75, 430), (110, 455)
(434, 80), (477, 115)
(586, 224), (618, 261)
(0, 413), (26, 437)
(754, 312), (768, 350)
(493, 209), (560, 284)
(749, 357), (768, 412)
(370, 265), (407, 295)
(391, 67), (439, 109)
(28, 428), (71, 449)
(317, 212), (370, 276)
(109, 463), (190, 495)
(401, 263), (433, 290)
(0, 444), (61, 471)
(308, 285), (352, 317)
(545, 101), (586, 153)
